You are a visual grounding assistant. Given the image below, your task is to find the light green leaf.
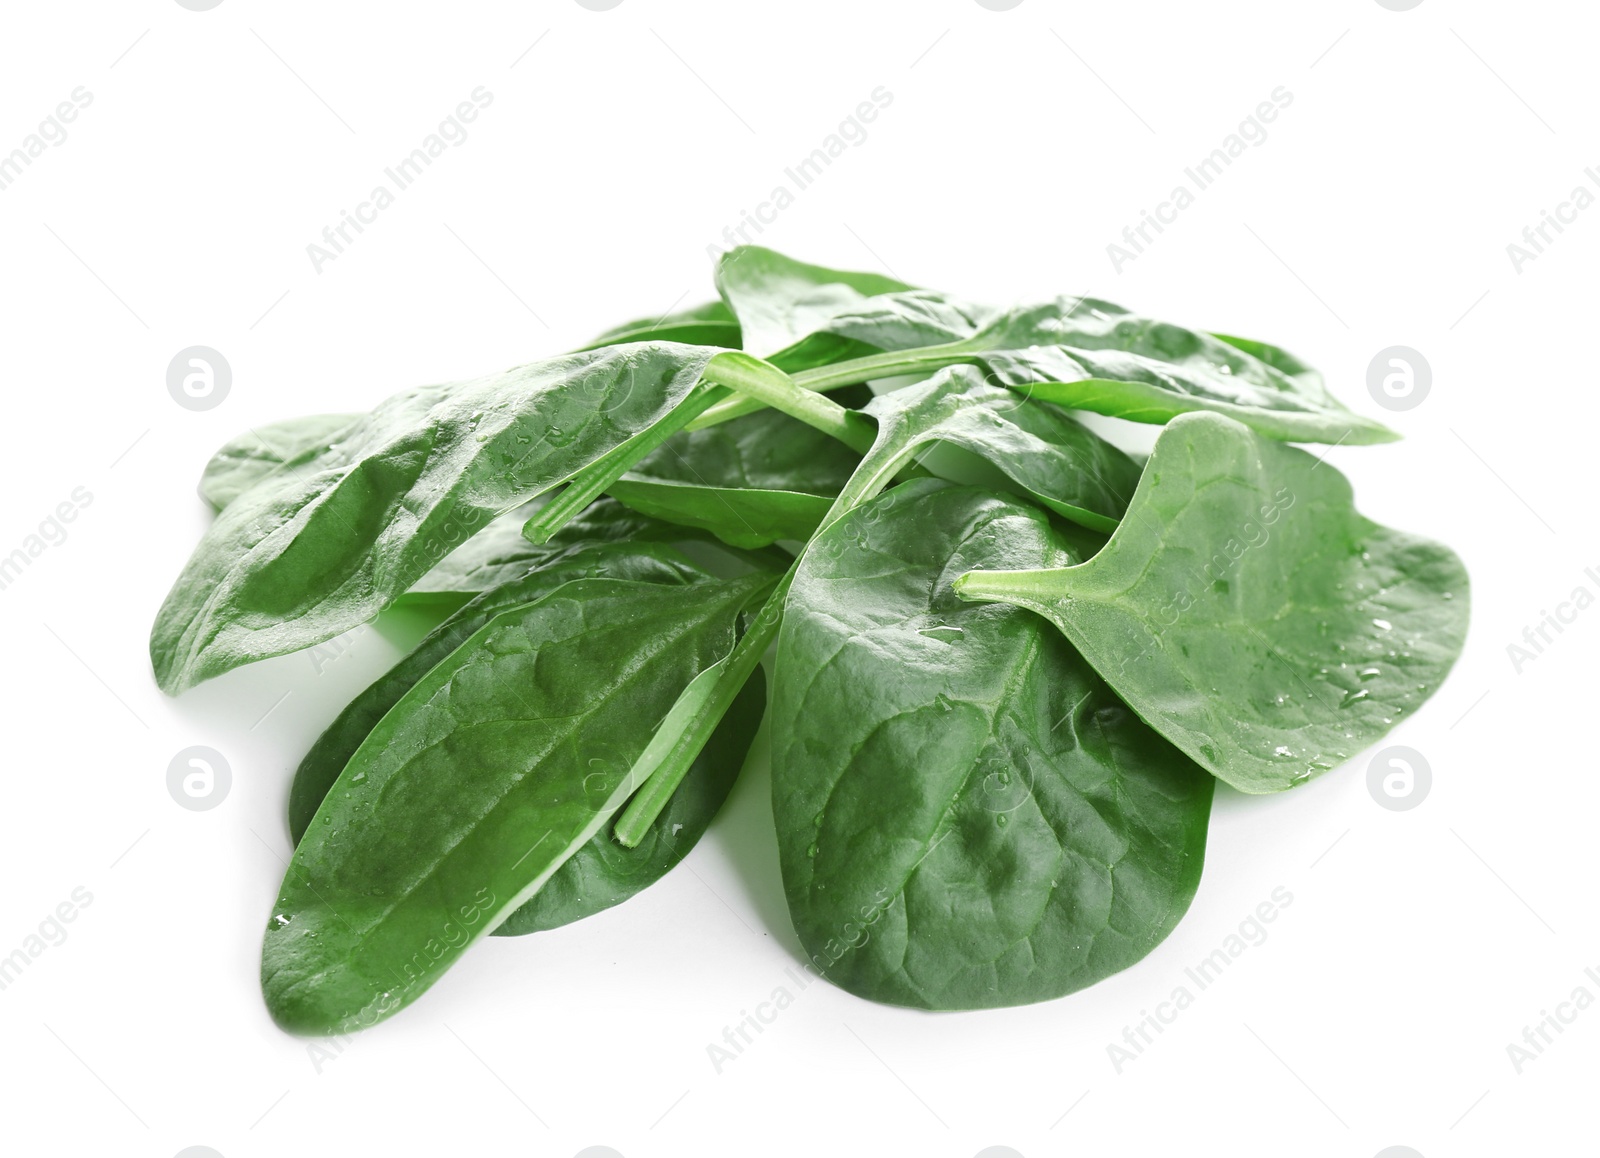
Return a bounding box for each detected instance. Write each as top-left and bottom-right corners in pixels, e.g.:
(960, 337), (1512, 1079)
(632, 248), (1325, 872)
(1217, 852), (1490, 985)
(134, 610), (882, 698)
(956, 412), (1469, 793)
(198, 415), (360, 512)
(716, 245), (910, 360)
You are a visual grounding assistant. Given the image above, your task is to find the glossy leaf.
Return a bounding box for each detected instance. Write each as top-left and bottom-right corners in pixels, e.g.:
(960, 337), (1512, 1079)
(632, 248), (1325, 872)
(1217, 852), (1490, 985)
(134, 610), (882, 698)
(500, 669), (765, 936)
(198, 415), (360, 512)
(151, 343), (723, 694)
(716, 245), (910, 359)
(289, 536), (719, 843)
(407, 497), (709, 601)
(773, 481), (1212, 1009)
(291, 529), (769, 938)
(822, 292), (1395, 444)
(608, 388), (868, 547)
(852, 366), (1142, 534)
(955, 412), (1469, 793)
(580, 300), (741, 351)
(263, 571), (774, 1034)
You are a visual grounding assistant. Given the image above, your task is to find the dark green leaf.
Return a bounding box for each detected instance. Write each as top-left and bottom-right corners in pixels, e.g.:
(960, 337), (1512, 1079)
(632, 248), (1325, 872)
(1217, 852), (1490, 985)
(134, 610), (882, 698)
(290, 536), (720, 843)
(262, 571), (774, 1034)
(608, 389), (867, 547)
(773, 480), (1212, 1009)
(151, 343), (722, 694)
(955, 412), (1469, 793)
(497, 668), (765, 936)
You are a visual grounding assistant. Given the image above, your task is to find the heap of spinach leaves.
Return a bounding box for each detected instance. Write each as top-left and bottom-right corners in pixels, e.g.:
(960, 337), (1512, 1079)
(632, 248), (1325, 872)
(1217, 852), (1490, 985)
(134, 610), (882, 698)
(150, 247), (1467, 1034)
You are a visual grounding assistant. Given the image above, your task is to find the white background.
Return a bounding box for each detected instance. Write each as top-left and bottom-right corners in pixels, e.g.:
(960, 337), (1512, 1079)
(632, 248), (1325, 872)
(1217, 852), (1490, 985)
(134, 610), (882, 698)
(0, 2), (1593, 1156)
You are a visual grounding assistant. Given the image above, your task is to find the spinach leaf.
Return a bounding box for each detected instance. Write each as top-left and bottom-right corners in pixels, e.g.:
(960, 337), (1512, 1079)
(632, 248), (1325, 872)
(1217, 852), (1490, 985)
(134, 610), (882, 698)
(580, 300), (741, 351)
(151, 343), (727, 694)
(611, 360), (1137, 847)
(262, 571), (774, 1034)
(401, 508), (549, 608)
(607, 387), (869, 548)
(1210, 331), (1325, 393)
(198, 415), (360, 512)
(289, 537), (719, 843)
(772, 480), (1212, 1009)
(852, 366), (1141, 534)
(291, 530), (768, 938)
(820, 293), (1396, 444)
(715, 245), (910, 360)
(956, 412), (1469, 793)
(407, 497), (714, 602)
(496, 669), (765, 936)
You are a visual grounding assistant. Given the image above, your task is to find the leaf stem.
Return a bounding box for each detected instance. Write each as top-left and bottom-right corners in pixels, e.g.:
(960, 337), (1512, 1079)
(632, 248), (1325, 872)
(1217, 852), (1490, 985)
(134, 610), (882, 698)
(613, 569), (792, 848)
(611, 421), (920, 847)
(701, 351), (876, 454)
(950, 567), (1065, 606)
(523, 385), (730, 544)
(687, 342), (977, 432)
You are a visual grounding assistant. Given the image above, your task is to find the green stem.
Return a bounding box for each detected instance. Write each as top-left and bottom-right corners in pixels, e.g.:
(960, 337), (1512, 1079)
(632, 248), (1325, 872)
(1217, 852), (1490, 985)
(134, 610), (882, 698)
(686, 341), (978, 432)
(792, 341), (978, 392)
(950, 567), (1066, 605)
(701, 351), (875, 454)
(613, 569), (792, 848)
(611, 426), (919, 848)
(523, 385), (730, 544)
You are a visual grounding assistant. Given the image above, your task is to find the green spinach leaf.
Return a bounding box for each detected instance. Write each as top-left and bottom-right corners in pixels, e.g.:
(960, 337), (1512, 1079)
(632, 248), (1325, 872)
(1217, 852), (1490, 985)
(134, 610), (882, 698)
(263, 571), (774, 1034)
(292, 535), (767, 938)
(497, 669), (765, 936)
(580, 300), (741, 351)
(955, 412), (1469, 793)
(852, 366), (1141, 534)
(152, 343), (726, 694)
(289, 537), (719, 843)
(715, 245), (910, 360)
(198, 415), (360, 512)
(820, 293), (1396, 444)
(608, 387), (868, 548)
(772, 480), (1212, 1009)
